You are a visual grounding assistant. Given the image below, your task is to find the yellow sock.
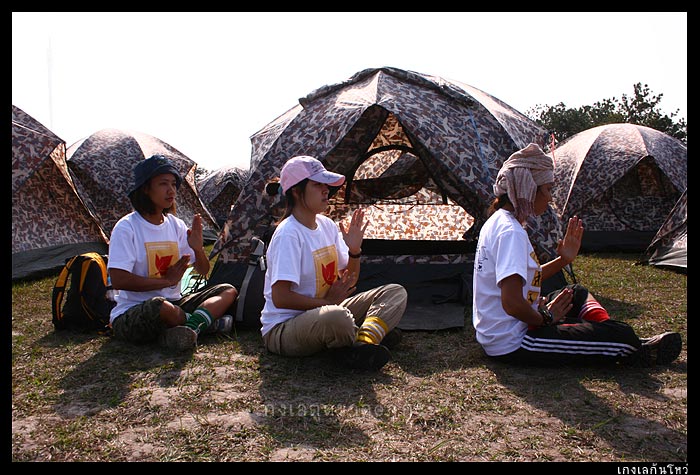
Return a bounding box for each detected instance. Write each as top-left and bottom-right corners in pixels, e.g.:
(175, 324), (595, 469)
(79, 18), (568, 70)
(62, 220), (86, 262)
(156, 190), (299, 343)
(356, 316), (388, 345)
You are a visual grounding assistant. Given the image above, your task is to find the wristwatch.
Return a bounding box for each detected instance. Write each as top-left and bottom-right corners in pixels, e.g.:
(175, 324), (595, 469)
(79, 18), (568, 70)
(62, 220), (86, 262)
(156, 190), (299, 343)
(538, 307), (554, 326)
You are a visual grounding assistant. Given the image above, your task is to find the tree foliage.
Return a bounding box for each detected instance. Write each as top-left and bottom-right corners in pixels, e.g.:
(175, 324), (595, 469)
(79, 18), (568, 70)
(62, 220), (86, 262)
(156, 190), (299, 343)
(527, 83), (687, 145)
(195, 165), (210, 183)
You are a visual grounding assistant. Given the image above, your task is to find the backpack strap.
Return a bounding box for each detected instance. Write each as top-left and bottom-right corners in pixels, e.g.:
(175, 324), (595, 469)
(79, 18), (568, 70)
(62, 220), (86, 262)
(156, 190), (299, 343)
(235, 237), (266, 323)
(81, 252), (109, 288)
(52, 254), (80, 327)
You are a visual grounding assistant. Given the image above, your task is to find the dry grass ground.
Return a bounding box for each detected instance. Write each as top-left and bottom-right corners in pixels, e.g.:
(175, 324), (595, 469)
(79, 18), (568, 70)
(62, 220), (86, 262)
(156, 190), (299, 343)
(11, 253), (686, 462)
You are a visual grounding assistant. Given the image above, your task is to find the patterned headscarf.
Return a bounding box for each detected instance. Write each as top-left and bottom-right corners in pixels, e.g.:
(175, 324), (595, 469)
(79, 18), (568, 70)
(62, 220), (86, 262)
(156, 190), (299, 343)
(493, 143), (554, 223)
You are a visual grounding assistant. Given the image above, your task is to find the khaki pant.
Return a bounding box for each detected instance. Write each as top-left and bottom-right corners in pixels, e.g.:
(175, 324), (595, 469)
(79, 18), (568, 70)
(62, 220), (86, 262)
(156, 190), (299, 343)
(263, 283), (407, 357)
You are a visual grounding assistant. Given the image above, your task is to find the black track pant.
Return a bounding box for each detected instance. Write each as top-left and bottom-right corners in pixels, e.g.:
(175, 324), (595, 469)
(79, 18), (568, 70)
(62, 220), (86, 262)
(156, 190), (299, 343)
(490, 285), (643, 366)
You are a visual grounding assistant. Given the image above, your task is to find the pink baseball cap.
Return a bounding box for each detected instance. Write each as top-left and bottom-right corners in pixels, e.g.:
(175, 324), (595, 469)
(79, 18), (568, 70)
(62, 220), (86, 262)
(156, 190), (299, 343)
(280, 155), (345, 194)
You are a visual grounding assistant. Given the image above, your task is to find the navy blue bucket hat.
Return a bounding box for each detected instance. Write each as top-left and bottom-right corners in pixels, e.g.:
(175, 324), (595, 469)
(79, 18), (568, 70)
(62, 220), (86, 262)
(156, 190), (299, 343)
(129, 154), (182, 197)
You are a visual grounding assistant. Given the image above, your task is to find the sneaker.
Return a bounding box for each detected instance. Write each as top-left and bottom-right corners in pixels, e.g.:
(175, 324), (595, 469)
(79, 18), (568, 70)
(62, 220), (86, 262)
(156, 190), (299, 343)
(334, 343), (391, 371)
(623, 344), (653, 368)
(159, 325), (197, 351)
(381, 328), (403, 350)
(203, 315), (233, 335)
(641, 332), (682, 365)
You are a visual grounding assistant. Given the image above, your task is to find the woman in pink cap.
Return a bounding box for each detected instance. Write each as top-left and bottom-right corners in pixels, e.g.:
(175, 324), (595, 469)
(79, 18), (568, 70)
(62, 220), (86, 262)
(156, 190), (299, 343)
(260, 155), (407, 371)
(472, 143), (682, 367)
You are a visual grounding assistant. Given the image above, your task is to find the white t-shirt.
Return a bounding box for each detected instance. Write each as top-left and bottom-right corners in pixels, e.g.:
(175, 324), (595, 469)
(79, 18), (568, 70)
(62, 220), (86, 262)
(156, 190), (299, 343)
(260, 214), (350, 336)
(472, 208), (542, 356)
(107, 211), (195, 323)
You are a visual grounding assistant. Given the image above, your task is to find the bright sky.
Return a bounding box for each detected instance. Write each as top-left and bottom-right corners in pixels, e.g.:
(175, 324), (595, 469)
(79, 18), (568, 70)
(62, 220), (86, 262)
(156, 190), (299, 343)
(12, 12), (687, 172)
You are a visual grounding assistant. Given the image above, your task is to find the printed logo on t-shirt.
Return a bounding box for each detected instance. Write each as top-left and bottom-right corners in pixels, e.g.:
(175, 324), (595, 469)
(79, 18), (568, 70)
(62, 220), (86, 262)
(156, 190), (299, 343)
(312, 245), (338, 298)
(145, 241), (180, 278)
(526, 290), (539, 305)
(475, 244), (487, 272)
(528, 250), (542, 304)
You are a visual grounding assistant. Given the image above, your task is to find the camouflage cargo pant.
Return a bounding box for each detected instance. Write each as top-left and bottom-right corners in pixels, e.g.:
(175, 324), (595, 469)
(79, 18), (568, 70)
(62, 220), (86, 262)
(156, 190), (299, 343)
(112, 283), (235, 344)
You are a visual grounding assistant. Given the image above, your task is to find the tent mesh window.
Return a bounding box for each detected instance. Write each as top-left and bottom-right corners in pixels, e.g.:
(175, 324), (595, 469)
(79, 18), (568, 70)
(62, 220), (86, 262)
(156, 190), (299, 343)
(327, 113), (474, 243)
(607, 157), (682, 232)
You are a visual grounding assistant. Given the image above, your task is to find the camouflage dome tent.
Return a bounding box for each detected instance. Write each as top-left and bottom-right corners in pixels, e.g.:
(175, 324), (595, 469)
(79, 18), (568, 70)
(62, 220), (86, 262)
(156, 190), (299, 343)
(12, 105), (109, 280)
(198, 166), (250, 228)
(209, 67), (553, 330)
(66, 129), (219, 243)
(641, 188), (686, 273)
(551, 123), (687, 252)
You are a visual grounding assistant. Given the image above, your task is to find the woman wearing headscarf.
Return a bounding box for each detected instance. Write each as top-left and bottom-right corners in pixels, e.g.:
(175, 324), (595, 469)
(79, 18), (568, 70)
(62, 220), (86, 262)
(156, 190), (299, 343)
(472, 143), (681, 367)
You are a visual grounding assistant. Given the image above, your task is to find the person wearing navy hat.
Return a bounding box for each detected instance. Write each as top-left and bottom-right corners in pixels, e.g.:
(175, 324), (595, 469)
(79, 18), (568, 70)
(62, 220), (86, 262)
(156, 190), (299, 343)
(107, 154), (238, 351)
(128, 154), (183, 197)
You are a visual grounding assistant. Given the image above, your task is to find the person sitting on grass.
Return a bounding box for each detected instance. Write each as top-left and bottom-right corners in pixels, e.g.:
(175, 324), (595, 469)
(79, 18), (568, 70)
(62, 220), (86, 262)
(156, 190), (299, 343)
(472, 143), (682, 367)
(108, 154), (238, 352)
(260, 155), (407, 371)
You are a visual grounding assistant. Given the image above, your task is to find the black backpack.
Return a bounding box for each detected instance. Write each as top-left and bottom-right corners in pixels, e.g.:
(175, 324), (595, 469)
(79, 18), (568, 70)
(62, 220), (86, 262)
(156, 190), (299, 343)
(52, 252), (115, 332)
(207, 236), (267, 330)
(233, 236), (267, 329)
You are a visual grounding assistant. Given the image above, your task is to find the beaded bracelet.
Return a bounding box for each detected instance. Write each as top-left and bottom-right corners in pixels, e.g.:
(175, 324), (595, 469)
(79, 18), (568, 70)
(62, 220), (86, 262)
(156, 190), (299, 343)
(538, 307), (554, 326)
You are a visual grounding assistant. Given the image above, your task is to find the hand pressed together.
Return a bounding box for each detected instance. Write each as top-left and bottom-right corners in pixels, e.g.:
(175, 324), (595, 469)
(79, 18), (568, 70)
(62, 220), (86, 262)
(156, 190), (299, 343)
(164, 254), (191, 288)
(541, 287), (574, 323)
(325, 269), (357, 305)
